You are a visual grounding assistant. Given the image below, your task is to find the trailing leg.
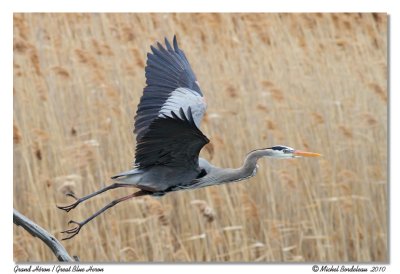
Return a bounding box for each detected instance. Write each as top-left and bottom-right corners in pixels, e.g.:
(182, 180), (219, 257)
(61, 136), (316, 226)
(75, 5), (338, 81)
(60, 190), (150, 240)
(57, 183), (138, 212)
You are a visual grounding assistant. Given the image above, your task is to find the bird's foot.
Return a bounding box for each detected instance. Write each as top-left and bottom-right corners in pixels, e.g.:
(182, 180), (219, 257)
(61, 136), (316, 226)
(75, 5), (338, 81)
(56, 200), (81, 212)
(60, 220), (83, 240)
(57, 191), (81, 212)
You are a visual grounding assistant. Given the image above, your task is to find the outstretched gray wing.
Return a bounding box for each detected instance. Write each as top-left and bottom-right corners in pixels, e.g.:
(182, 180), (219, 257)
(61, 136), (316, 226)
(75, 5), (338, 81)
(134, 108), (209, 169)
(134, 36), (206, 142)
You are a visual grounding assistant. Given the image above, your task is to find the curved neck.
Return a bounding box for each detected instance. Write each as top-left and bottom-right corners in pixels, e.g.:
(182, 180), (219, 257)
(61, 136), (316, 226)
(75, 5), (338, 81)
(193, 149), (273, 188)
(241, 149), (273, 172)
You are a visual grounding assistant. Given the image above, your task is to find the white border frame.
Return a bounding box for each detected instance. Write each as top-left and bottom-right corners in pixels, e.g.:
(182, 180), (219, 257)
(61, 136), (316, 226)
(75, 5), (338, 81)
(2, 1), (398, 273)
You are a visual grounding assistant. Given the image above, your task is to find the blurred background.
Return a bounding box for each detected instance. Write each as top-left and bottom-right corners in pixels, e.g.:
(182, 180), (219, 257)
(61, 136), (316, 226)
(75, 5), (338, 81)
(13, 13), (387, 262)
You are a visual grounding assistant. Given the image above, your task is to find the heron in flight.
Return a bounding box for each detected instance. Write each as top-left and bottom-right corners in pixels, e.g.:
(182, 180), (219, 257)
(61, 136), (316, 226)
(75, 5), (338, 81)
(58, 35), (321, 240)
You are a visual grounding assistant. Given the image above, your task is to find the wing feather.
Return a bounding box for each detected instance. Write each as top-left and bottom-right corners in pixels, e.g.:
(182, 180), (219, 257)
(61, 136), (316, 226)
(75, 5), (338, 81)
(134, 35), (205, 142)
(134, 108), (209, 169)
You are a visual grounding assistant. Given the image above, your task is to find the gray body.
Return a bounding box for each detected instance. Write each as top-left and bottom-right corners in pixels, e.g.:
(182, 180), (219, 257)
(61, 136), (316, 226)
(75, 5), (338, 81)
(113, 151), (271, 195)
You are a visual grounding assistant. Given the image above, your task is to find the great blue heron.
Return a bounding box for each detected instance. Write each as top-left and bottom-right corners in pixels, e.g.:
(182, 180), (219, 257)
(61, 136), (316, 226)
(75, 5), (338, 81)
(58, 35), (321, 240)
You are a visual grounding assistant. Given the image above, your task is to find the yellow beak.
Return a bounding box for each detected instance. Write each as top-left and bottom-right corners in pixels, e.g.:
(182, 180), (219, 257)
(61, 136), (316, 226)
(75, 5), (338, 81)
(293, 150), (322, 157)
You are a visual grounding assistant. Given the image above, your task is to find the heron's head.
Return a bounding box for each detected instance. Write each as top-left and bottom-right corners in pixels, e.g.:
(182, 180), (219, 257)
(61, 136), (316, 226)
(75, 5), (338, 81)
(265, 145), (321, 158)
